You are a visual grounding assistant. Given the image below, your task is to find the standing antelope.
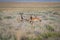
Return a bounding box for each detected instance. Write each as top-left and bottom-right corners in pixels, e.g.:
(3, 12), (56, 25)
(17, 13), (24, 23)
(29, 15), (41, 26)
(17, 13), (42, 25)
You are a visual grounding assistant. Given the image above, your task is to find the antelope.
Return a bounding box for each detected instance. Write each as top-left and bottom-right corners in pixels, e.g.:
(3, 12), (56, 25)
(29, 15), (41, 26)
(17, 13), (42, 25)
(17, 13), (24, 23)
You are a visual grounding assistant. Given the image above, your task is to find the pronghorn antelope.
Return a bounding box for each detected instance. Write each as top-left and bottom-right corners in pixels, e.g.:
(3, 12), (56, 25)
(17, 13), (23, 23)
(17, 13), (42, 26)
(29, 15), (42, 26)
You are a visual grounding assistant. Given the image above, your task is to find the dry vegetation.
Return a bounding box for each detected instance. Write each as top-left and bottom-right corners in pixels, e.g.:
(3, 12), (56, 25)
(0, 8), (60, 40)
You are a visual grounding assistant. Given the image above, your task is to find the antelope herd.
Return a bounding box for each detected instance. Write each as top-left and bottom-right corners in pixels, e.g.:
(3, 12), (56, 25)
(17, 13), (42, 25)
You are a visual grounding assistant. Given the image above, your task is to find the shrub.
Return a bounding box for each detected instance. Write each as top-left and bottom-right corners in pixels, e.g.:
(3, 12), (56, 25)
(41, 32), (60, 38)
(45, 25), (54, 31)
(4, 16), (13, 19)
(0, 32), (17, 40)
(0, 17), (2, 20)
